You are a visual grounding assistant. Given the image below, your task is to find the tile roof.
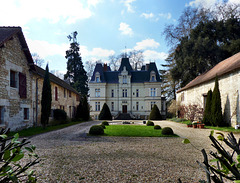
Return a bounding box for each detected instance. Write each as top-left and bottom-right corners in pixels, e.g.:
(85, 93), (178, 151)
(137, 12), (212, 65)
(177, 52), (240, 93)
(90, 58), (161, 83)
(0, 26), (35, 70)
(34, 65), (80, 95)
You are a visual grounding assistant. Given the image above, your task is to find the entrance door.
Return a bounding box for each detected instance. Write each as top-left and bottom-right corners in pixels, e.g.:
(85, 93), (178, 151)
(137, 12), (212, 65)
(122, 105), (127, 113)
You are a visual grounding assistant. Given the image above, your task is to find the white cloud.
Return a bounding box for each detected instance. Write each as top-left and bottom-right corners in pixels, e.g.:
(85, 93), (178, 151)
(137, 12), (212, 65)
(27, 39), (69, 58)
(141, 13), (154, 19)
(121, 0), (136, 13)
(159, 13), (172, 20)
(119, 22), (133, 36)
(134, 39), (160, 50)
(186, 0), (216, 8)
(0, 0), (100, 26)
(143, 50), (168, 61)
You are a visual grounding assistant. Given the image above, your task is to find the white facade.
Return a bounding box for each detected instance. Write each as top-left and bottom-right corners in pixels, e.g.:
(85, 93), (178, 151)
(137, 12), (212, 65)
(89, 58), (166, 120)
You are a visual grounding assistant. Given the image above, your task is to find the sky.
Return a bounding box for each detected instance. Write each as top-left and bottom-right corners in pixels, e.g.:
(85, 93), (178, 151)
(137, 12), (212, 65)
(0, 0), (239, 76)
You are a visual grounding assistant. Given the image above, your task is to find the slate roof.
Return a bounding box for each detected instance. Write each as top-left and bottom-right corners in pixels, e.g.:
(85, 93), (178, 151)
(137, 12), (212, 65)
(177, 52), (240, 93)
(90, 58), (161, 83)
(0, 26), (35, 71)
(34, 65), (80, 95)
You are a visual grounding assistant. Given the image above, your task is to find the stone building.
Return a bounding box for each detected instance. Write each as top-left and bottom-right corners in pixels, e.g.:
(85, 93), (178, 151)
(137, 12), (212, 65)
(0, 27), (80, 131)
(176, 52), (240, 127)
(89, 57), (166, 120)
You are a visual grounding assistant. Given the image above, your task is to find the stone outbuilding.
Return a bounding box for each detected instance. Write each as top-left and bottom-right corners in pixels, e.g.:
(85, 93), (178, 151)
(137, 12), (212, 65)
(0, 27), (80, 131)
(176, 52), (240, 127)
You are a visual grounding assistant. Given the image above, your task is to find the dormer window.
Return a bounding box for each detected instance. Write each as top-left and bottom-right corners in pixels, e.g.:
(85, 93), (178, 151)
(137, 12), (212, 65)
(95, 72), (100, 82)
(150, 71), (156, 82)
(123, 75), (127, 84)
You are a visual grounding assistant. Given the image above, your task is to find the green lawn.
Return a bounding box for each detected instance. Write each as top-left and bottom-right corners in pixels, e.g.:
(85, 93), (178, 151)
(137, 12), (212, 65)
(104, 125), (178, 137)
(205, 126), (240, 133)
(9, 121), (85, 137)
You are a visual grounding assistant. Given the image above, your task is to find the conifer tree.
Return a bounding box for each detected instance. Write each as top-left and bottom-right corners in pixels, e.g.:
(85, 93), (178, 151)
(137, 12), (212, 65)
(98, 103), (112, 120)
(75, 96), (90, 121)
(202, 89), (212, 126)
(41, 64), (52, 128)
(64, 31), (89, 96)
(149, 104), (162, 120)
(211, 76), (224, 126)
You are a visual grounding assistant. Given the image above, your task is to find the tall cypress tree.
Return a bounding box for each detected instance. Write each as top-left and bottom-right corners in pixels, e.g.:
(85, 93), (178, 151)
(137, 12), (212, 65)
(211, 76), (224, 127)
(64, 31), (89, 96)
(202, 89), (212, 126)
(41, 64), (52, 128)
(99, 103), (112, 120)
(149, 104), (162, 120)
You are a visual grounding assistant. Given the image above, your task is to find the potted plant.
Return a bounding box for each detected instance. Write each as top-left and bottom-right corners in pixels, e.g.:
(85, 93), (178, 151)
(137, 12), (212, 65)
(198, 122), (205, 129)
(187, 122), (193, 127)
(192, 122), (198, 128)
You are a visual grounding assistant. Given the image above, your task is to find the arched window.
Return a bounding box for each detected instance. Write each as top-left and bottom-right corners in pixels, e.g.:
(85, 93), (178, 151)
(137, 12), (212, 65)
(95, 72), (100, 82)
(150, 71), (156, 82)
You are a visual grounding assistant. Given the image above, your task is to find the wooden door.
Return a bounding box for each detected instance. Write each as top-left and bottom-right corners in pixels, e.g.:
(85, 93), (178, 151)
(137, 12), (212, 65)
(122, 105), (127, 113)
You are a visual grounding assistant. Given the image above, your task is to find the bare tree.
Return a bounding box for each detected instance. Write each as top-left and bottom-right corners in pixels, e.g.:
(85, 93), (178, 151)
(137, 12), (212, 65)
(85, 60), (103, 80)
(128, 50), (144, 70)
(32, 53), (45, 67)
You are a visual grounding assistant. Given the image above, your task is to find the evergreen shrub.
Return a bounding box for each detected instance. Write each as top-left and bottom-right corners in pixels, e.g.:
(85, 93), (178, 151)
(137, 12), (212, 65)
(100, 124), (106, 129)
(53, 109), (67, 121)
(146, 121), (154, 126)
(98, 103), (112, 120)
(154, 125), (161, 129)
(149, 104), (162, 120)
(162, 127), (174, 135)
(89, 125), (104, 135)
(102, 121), (109, 126)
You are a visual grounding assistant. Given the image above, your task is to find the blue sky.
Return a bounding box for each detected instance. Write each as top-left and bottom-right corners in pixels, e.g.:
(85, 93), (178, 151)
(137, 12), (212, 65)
(1, 0), (238, 76)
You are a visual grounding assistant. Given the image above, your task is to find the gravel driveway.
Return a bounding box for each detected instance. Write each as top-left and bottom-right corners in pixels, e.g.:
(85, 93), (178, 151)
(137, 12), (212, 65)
(29, 120), (239, 183)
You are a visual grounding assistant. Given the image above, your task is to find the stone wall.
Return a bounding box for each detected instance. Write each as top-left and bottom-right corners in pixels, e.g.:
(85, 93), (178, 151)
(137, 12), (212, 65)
(0, 35), (33, 131)
(177, 70), (240, 127)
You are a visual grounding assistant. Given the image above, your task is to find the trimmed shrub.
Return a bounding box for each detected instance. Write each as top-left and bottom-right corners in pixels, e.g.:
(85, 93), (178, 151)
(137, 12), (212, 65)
(89, 125), (104, 135)
(102, 121), (109, 126)
(162, 127), (174, 135)
(100, 124), (106, 129)
(53, 109), (67, 121)
(99, 103), (112, 120)
(146, 121), (154, 126)
(149, 104), (162, 120)
(154, 125), (161, 130)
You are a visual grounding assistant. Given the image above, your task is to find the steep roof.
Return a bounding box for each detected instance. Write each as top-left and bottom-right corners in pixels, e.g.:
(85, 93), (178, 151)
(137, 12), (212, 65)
(0, 26), (35, 71)
(90, 58), (161, 83)
(177, 52), (240, 93)
(34, 65), (80, 95)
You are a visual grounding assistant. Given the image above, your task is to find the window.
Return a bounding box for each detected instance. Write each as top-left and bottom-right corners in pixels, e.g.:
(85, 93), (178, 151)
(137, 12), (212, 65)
(24, 108), (29, 120)
(19, 72), (27, 98)
(96, 77), (100, 82)
(95, 102), (100, 111)
(95, 89), (100, 97)
(111, 89), (114, 97)
(111, 102), (114, 111)
(10, 70), (17, 88)
(151, 102), (156, 110)
(150, 71), (156, 82)
(0, 107), (4, 124)
(122, 89), (127, 97)
(76, 95), (80, 102)
(55, 87), (58, 101)
(69, 90), (71, 98)
(136, 89), (139, 97)
(95, 72), (100, 82)
(136, 102), (139, 111)
(150, 88), (156, 97)
(123, 75), (127, 84)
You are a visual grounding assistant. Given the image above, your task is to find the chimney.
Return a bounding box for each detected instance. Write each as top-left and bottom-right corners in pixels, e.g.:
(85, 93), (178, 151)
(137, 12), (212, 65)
(103, 63), (108, 71)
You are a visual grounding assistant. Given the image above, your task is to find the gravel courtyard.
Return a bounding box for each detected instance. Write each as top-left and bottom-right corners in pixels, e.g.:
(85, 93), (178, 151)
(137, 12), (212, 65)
(29, 120), (237, 183)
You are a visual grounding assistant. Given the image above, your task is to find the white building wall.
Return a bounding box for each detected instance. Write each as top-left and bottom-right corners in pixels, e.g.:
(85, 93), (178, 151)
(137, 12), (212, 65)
(177, 70), (240, 127)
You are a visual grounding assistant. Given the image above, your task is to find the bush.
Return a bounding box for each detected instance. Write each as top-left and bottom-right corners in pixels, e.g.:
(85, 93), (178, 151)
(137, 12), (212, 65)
(162, 127), (174, 135)
(99, 103), (112, 120)
(100, 124), (106, 129)
(89, 125), (104, 135)
(102, 121), (109, 126)
(149, 104), (162, 120)
(154, 125), (161, 129)
(53, 109), (67, 121)
(146, 121), (154, 126)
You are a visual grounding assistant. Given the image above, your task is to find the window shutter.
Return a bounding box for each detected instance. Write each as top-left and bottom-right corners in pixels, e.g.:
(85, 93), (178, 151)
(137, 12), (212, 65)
(19, 72), (27, 98)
